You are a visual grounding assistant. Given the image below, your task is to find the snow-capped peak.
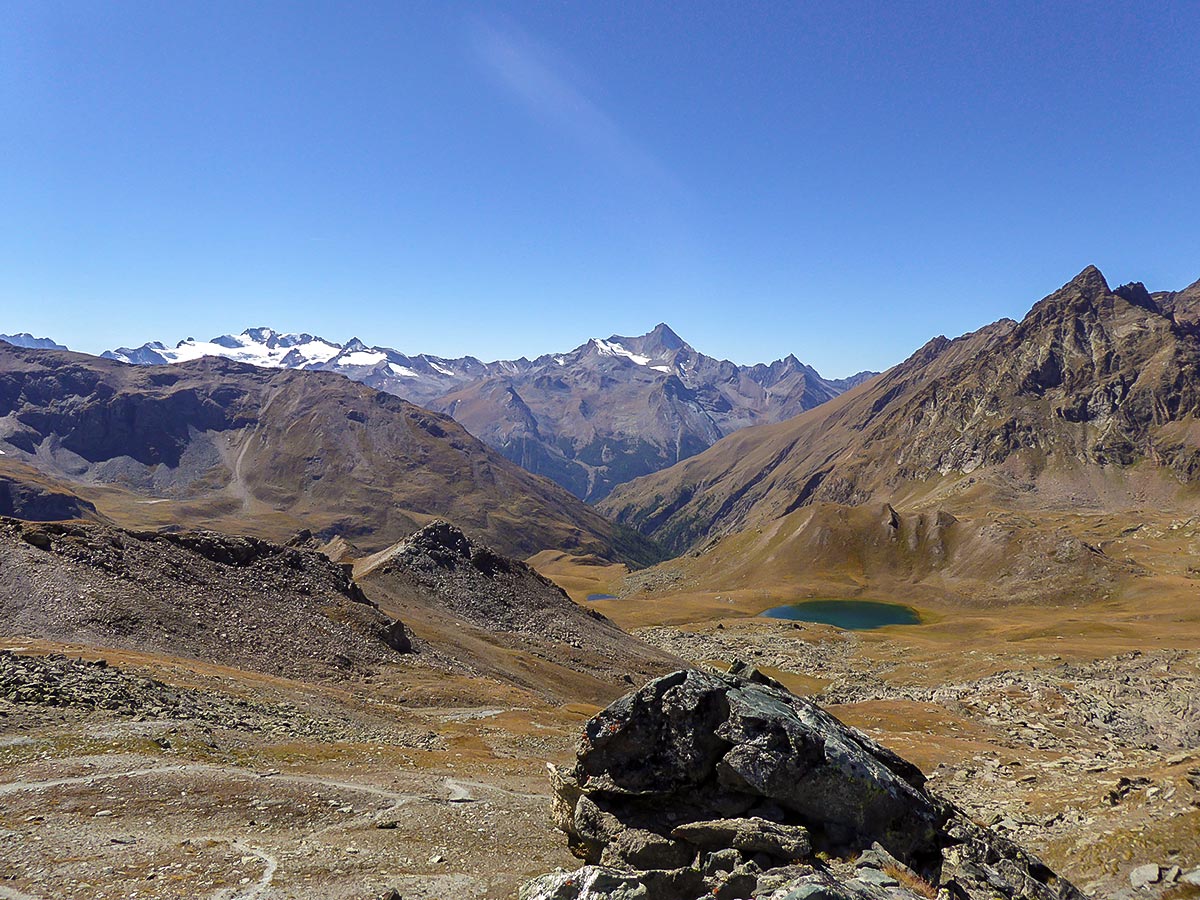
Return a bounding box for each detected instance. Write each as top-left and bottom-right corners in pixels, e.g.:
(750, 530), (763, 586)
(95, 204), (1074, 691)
(103, 329), (342, 368)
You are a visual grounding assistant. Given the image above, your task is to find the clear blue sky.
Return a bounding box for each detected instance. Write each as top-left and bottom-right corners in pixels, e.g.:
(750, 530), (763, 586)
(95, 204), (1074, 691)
(2, 1), (1198, 376)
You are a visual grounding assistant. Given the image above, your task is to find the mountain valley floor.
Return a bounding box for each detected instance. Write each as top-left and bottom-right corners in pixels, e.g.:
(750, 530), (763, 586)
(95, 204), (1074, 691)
(4, 528), (1200, 899)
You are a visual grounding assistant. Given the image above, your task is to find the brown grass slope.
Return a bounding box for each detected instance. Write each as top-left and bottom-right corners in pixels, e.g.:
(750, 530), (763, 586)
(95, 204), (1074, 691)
(0, 345), (661, 564)
(600, 266), (1200, 554)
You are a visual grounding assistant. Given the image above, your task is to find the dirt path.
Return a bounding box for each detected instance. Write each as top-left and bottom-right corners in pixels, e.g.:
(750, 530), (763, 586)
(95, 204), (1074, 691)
(221, 842), (279, 900)
(0, 761), (546, 805)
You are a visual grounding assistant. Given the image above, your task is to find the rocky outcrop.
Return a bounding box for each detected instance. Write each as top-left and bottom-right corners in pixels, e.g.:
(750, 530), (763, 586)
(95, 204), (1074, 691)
(522, 668), (1086, 900)
(353, 521), (680, 695)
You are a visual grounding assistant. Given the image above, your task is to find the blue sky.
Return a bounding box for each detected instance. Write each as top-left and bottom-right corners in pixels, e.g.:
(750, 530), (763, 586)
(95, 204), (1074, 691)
(2, 1), (1198, 376)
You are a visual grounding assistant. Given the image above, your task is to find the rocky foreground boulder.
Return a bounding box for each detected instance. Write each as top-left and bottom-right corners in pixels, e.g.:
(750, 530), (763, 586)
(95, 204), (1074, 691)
(522, 668), (1086, 900)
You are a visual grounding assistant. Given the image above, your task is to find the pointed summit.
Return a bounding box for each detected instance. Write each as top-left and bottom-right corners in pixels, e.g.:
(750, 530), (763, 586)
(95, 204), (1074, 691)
(644, 323), (685, 353)
(1063, 265), (1111, 299)
(605, 323), (691, 360)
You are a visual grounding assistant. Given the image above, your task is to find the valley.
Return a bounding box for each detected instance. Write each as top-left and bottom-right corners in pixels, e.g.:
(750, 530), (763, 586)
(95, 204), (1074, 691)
(4, 266), (1200, 899)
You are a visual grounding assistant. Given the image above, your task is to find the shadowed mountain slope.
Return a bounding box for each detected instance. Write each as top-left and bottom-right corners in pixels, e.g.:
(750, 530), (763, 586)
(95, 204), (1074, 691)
(601, 267), (1200, 554)
(0, 345), (661, 564)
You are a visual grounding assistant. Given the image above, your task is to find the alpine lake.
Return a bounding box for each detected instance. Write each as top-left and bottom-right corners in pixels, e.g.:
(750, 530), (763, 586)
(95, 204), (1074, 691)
(758, 599), (921, 630)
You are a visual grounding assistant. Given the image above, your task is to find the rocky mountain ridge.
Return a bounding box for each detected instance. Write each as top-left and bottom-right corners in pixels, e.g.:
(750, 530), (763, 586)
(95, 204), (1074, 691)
(601, 266), (1200, 554)
(101, 323), (874, 501)
(0, 333), (68, 351)
(353, 520), (679, 699)
(0, 516), (410, 678)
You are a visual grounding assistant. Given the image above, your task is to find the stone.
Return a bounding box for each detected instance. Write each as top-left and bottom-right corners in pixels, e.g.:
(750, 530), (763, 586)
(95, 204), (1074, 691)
(1129, 864), (1161, 889)
(20, 529), (52, 550)
(672, 817), (810, 860)
(855, 843), (902, 871)
(855, 868), (899, 888)
(699, 848), (742, 875)
(566, 670), (942, 866)
(523, 669), (1087, 900)
(519, 866), (648, 900)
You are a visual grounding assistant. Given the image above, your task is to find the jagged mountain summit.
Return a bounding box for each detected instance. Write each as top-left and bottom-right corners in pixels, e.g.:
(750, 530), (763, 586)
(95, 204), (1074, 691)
(0, 333), (68, 351)
(602, 266), (1200, 554)
(432, 324), (876, 501)
(103, 323), (874, 501)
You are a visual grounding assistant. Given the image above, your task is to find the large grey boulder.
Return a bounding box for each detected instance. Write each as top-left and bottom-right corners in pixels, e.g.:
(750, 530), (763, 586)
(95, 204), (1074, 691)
(525, 668), (1087, 900)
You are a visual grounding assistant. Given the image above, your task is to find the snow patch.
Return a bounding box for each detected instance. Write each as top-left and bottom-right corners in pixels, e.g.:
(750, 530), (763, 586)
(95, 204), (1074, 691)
(592, 338), (651, 366)
(340, 350), (388, 367)
(429, 361), (456, 377)
(125, 331), (342, 368)
(388, 363), (419, 377)
(651, 365), (672, 373)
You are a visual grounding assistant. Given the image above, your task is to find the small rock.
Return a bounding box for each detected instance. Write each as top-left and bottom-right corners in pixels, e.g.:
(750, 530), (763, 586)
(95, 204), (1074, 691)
(856, 867), (900, 887)
(1130, 864), (1161, 889)
(428, 854), (444, 865)
(672, 817), (811, 861)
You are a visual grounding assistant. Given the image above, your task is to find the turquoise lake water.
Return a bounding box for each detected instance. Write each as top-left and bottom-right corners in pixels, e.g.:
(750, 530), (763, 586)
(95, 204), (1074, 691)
(758, 599), (921, 630)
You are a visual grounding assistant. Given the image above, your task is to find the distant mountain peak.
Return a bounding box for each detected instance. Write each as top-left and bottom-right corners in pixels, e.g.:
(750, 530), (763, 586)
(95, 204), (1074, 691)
(244, 326), (277, 342)
(0, 333), (68, 351)
(644, 322), (685, 351)
(1064, 264), (1111, 299)
(603, 323), (693, 362)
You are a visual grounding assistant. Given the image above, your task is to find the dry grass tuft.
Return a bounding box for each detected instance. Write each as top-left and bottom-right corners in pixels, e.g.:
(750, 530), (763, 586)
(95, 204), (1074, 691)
(883, 863), (938, 899)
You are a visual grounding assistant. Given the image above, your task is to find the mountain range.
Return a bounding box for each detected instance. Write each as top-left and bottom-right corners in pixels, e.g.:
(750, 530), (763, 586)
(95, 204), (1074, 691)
(0, 333), (68, 351)
(100, 325), (874, 501)
(0, 344), (659, 564)
(601, 266), (1200, 556)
